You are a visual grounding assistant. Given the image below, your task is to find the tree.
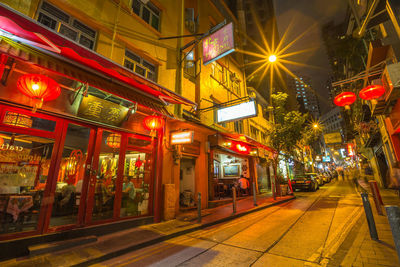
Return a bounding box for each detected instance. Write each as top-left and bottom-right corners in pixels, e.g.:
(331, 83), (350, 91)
(266, 92), (307, 197)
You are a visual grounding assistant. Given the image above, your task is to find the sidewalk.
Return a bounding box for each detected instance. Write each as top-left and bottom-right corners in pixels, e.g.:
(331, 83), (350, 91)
(330, 187), (400, 267)
(1, 193), (294, 267)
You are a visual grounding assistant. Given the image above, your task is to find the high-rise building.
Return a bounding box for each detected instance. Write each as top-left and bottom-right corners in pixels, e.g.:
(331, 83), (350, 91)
(231, 0), (297, 109)
(288, 74), (320, 118)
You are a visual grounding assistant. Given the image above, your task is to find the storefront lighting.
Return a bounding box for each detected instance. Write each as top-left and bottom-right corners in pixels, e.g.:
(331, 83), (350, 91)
(3, 112), (33, 128)
(223, 141), (232, 147)
(106, 133), (121, 149)
(143, 115), (164, 131)
(170, 131), (194, 145)
(334, 92), (356, 110)
(236, 144), (247, 152)
(17, 74), (61, 111)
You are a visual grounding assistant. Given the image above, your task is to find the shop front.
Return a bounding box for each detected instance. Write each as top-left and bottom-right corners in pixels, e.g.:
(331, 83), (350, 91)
(0, 7), (194, 246)
(208, 133), (258, 203)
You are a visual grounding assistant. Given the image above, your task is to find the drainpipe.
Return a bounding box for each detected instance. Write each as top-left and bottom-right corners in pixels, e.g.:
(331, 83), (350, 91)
(174, 0), (185, 117)
(357, 0), (379, 37)
(110, 0), (121, 59)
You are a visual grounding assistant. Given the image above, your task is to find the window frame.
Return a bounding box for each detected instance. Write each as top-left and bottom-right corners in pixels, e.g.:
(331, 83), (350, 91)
(124, 49), (157, 82)
(132, 0), (161, 31)
(36, 1), (97, 50)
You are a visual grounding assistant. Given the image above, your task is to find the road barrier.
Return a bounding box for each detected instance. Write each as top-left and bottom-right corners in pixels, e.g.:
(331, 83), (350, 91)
(253, 182), (258, 207)
(385, 206), (400, 260)
(369, 180), (384, 215)
(197, 192), (201, 223)
(232, 187), (237, 214)
(361, 192), (379, 240)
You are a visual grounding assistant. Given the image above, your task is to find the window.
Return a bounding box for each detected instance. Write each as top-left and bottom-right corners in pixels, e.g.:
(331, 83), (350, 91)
(184, 51), (200, 82)
(132, 0), (161, 31)
(234, 121), (243, 134)
(37, 1), (96, 50)
(211, 63), (241, 95)
(250, 126), (260, 140)
(124, 50), (157, 82)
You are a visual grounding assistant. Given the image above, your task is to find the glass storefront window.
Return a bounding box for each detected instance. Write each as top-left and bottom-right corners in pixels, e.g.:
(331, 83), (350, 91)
(120, 150), (152, 217)
(50, 124), (91, 227)
(0, 131), (54, 234)
(92, 131), (119, 221)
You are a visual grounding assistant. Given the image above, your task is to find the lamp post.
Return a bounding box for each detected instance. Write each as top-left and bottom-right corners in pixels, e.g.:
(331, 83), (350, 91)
(267, 54), (277, 122)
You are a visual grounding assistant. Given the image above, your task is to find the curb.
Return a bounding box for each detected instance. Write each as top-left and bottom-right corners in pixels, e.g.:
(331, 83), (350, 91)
(72, 196), (295, 267)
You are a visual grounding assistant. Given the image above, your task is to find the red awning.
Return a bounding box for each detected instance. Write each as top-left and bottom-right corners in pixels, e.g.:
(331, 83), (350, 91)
(0, 3), (195, 107)
(219, 132), (275, 153)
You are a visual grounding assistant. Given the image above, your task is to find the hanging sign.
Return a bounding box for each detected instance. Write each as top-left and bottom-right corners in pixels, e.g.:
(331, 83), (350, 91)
(78, 95), (129, 126)
(171, 131), (194, 145)
(217, 100), (257, 123)
(203, 22), (235, 65)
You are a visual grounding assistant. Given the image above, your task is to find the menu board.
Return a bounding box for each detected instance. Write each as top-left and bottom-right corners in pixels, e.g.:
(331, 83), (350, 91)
(0, 163), (38, 187)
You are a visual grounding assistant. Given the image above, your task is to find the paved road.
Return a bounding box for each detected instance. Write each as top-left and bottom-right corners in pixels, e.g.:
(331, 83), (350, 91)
(92, 180), (385, 266)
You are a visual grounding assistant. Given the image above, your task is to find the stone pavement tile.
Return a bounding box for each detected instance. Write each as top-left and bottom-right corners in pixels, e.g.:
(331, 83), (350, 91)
(252, 253), (305, 267)
(352, 259), (364, 267)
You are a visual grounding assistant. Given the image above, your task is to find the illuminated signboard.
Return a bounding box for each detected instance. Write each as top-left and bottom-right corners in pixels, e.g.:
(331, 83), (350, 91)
(171, 131), (194, 145)
(323, 132), (342, 144)
(78, 95), (129, 126)
(322, 156), (331, 162)
(315, 155), (322, 162)
(202, 22), (235, 65)
(347, 143), (354, 156)
(217, 100), (257, 123)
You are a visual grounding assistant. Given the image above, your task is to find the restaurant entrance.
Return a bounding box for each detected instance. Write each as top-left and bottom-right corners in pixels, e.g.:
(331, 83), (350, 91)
(0, 104), (156, 240)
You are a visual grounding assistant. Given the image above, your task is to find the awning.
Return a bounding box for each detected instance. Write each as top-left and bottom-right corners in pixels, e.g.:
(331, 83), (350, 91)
(218, 132), (275, 153)
(0, 3), (195, 107)
(0, 37), (172, 116)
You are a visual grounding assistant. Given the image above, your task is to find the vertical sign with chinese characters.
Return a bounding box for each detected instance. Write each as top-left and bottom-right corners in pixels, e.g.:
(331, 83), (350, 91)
(202, 22), (235, 65)
(78, 95), (129, 126)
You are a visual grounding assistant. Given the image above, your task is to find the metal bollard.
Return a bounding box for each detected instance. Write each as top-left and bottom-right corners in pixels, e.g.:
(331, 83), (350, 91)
(361, 192), (379, 240)
(197, 192), (201, 223)
(369, 180), (384, 215)
(232, 187), (237, 214)
(253, 182), (258, 206)
(385, 206), (400, 260)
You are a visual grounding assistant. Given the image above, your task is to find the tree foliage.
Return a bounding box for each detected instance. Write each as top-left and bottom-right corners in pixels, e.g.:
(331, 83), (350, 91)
(267, 92), (307, 158)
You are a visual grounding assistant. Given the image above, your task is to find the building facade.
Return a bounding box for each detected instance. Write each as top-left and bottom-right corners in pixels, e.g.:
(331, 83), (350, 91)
(0, 0), (277, 254)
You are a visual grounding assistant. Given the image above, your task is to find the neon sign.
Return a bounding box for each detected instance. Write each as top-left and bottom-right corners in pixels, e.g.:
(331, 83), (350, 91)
(203, 23), (235, 65)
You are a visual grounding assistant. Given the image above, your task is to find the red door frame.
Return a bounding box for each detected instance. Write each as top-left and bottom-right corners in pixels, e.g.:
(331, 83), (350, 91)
(0, 105), (63, 240)
(0, 103), (159, 240)
(44, 120), (97, 233)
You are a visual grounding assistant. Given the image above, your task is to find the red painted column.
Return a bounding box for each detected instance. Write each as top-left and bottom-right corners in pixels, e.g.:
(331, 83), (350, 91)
(154, 123), (165, 223)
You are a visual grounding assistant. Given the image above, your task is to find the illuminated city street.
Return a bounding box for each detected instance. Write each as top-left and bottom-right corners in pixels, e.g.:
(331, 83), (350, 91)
(93, 180), (399, 267)
(1, 1), (400, 266)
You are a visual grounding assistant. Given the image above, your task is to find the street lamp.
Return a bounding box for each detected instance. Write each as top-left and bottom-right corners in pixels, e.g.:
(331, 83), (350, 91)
(313, 123), (319, 129)
(268, 54), (277, 63)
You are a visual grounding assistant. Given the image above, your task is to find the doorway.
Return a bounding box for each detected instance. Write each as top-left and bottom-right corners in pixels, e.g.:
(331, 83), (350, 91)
(179, 158), (196, 208)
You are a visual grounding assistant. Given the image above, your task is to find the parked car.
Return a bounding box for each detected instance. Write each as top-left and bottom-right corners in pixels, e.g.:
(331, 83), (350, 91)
(292, 174), (319, 191)
(305, 173), (323, 186)
(320, 173), (330, 183)
(324, 172), (333, 182)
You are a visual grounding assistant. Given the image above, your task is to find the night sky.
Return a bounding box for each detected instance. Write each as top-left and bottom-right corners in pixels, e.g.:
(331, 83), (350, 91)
(274, 0), (348, 114)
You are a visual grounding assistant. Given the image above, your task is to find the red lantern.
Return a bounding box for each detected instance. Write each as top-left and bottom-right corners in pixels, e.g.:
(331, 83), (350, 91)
(17, 74), (61, 111)
(106, 133), (121, 149)
(143, 115), (164, 131)
(359, 85), (385, 104)
(334, 92), (356, 110)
